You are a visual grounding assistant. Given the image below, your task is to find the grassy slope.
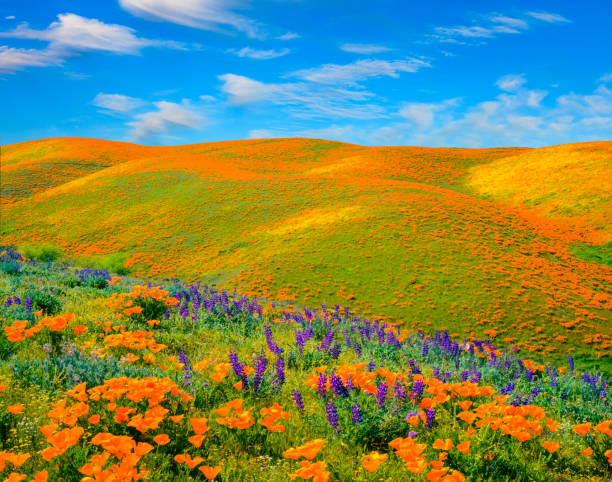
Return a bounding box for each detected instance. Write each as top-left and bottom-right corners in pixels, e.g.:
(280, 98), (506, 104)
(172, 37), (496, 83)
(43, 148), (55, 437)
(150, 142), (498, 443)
(1, 137), (611, 372)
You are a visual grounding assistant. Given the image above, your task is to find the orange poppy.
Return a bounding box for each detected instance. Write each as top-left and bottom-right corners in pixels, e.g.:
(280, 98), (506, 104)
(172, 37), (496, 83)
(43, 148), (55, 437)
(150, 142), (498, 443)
(361, 451), (387, 473)
(199, 465), (222, 480)
(541, 441), (560, 454)
(574, 423), (592, 437)
(456, 441), (470, 454)
(153, 434), (170, 445)
(8, 405), (25, 415)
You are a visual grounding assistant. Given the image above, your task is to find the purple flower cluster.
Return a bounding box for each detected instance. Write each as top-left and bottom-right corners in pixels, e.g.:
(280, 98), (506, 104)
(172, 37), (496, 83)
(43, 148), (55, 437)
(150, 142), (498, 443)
(252, 350), (268, 391)
(326, 402), (340, 433)
(229, 350), (249, 389)
(411, 379), (424, 400)
(376, 381), (388, 408)
(351, 404), (362, 424)
(264, 324), (283, 355)
(292, 390), (304, 413)
(275, 357), (285, 386)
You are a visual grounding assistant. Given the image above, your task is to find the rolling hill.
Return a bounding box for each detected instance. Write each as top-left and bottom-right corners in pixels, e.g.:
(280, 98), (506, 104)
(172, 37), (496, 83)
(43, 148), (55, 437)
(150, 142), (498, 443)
(1, 137), (611, 371)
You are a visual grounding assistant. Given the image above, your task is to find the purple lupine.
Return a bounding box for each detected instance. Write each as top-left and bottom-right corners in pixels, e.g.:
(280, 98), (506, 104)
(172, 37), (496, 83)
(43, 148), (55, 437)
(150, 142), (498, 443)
(319, 329), (334, 351)
(422, 342), (429, 358)
(471, 371), (482, 383)
(13, 296), (20, 305)
(24, 296), (32, 311)
(292, 390), (305, 413)
(568, 354), (574, 373)
(500, 382), (515, 395)
(366, 361), (376, 372)
(229, 350), (249, 389)
(330, 344), (341, 359)
(376, 381), (388, 408)
(316, 373), (327, 398)
(178, 350), (192, 388)
(330, 373), (348, 399)
(264, 324), (284, 355)
(253, 351), (268, 391)
(354, 343), (362, 358)
(275, 357), (285, 386)
(408, 431), (418, 438)
(351, 404), (362, 424)
(411, 379), (424, 400)
(326, 402), (340, 433)
(408, 359), (421, 375)
(425, 408), (436, 429)
(343, 328), (351, 348)
(295, 331), (306, 354)
(394, 382), (406, 402)
(4, 297), (12, 307)
(345, 375), (355, 391)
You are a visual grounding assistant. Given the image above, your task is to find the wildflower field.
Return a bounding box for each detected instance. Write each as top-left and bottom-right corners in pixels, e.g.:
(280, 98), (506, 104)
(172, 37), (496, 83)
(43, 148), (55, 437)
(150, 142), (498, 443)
(0, 137), (610, 480)
(0, 248), (610, 481)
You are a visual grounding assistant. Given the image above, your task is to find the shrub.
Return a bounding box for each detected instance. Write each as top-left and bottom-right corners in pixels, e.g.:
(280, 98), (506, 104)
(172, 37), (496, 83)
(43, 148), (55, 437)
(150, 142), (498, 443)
(0, 246), (25, 275)
(22, 289), (62, 315)
(77, 252), (131, 275)
(18, 243), (63, 262)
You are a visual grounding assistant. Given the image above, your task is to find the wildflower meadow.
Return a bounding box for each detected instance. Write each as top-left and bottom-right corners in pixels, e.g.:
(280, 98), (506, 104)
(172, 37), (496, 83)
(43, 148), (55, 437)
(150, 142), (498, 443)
(0, 245), (610, 481)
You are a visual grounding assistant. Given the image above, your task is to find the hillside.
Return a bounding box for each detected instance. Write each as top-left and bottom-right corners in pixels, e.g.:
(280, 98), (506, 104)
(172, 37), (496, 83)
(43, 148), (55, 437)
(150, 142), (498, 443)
(1, 137), (611, 371)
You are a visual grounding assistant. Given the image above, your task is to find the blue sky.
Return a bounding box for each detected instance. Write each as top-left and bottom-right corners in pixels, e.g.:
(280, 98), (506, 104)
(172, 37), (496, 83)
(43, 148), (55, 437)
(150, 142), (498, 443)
(1, 1), (611, 147)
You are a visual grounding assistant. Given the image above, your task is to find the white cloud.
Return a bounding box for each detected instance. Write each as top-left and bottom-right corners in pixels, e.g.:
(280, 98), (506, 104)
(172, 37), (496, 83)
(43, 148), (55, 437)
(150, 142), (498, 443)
(119, 0), (263, 38)
(127, 100), (203, 140)
(387, 78), (611, 147)
(277, 31), (299, 41)
(93, 93), (146, 113)
(340, 43), (393, 54)
(290, 58), (430, 85)
(5, 16), (15, 20)
(599, 73), (612, 83)
(399, 99), (459, 129)
(490, 15), (528, 29)
(218, 73), (386, 119)
(248, 128), (279, 139)
(526, 11), (570, 23)
(496, 73), (526, 92)
(0, 13), (181, 54)
(0, 45), (64, 73)
(230, 46), (290, 59)
(430, 10), (569, 44)
(434, 25), (497, 39)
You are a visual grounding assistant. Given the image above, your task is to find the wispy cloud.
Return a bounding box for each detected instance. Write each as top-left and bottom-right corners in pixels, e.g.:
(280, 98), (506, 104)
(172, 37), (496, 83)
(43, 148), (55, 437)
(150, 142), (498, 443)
(0, 13), (184, 72)
(429, 10), (569, 45)
(290, 58), (430, 86)
(0, 45), (63, 73)
(340, 43), (393, 55)
(0, 13), (183, 54)
(93, 93), (146, 113)
(598, 73), (612, 83)
(276, 31), (299, 40)
(526, 11), (571, 23)
(218, 73), (387, 119)
(127, 100), (203, 140)
(119, 0), (264, 38)
(229, 46), (290, 59)
(390, 76), (610, 147)
(496, 73), (526, 92)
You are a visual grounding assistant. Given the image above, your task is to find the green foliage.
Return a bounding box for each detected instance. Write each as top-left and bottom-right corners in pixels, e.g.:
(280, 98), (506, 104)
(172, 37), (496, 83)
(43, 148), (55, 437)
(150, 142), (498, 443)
(18, 243), (63, 262)
(9, 349), (163, 392)
(22, 288), (62, 315)
(570, 241), (612, 267)
(77, 252), (131, 275)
